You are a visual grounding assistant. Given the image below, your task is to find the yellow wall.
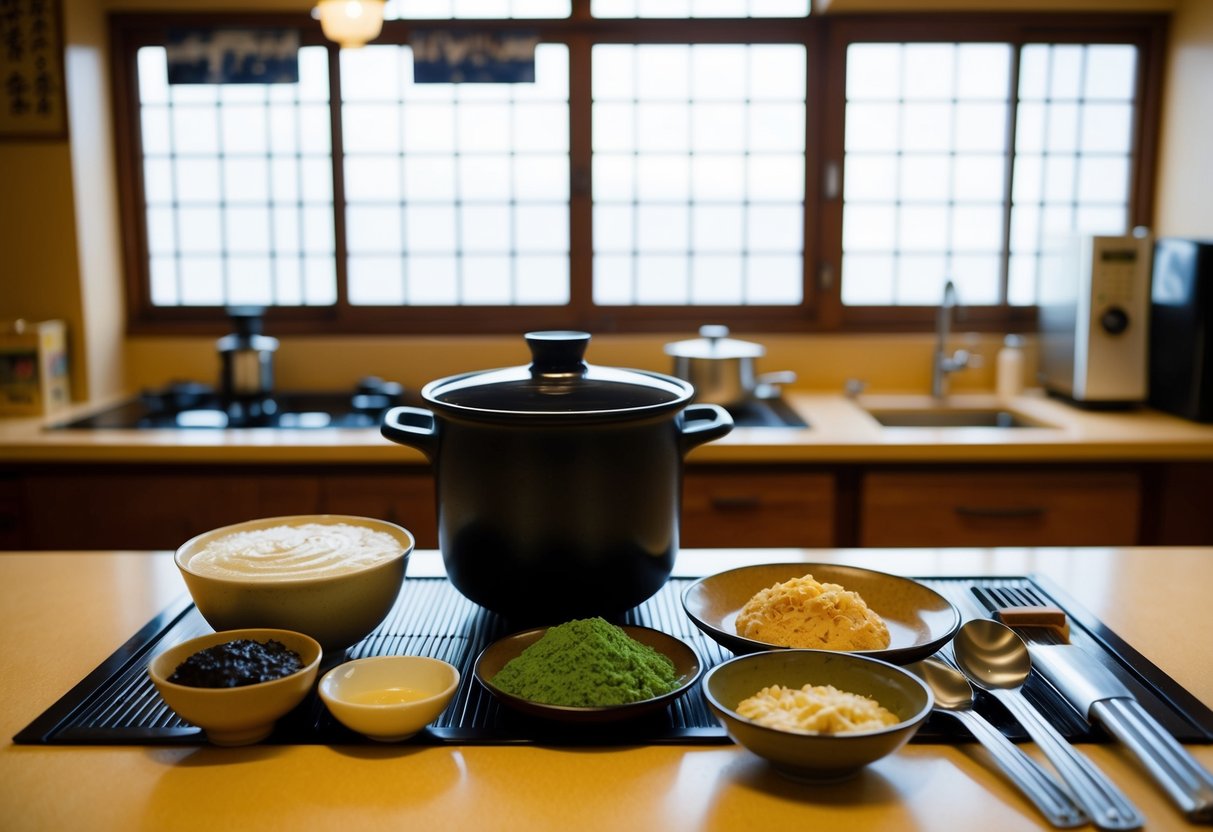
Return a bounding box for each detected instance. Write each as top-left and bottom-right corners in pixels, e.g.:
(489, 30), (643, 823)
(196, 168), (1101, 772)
(0, 0), (1207, 402)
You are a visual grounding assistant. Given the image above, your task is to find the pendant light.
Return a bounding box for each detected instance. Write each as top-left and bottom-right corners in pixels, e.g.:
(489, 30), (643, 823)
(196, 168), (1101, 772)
(315, 0), (385, 49)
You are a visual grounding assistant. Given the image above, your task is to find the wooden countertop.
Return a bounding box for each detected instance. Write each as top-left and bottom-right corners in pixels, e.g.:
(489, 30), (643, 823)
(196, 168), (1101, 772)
(3, 390), (1213, 465)
(2, 547), (1211, 831)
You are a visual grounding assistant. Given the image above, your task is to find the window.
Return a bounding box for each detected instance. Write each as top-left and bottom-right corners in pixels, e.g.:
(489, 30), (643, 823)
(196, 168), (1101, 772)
(111, 11), (1165, 334)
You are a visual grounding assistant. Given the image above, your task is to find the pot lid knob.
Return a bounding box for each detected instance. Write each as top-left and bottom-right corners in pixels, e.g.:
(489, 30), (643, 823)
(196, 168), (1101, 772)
(526, 330), (591, 376)
(699, 324), (730, 341)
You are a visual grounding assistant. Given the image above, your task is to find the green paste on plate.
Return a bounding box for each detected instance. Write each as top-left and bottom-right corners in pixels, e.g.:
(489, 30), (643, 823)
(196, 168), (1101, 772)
(491, 617), (679, 707)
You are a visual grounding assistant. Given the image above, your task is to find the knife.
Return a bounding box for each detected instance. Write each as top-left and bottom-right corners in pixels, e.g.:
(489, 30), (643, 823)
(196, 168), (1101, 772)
(1031, 643), (1213, 824)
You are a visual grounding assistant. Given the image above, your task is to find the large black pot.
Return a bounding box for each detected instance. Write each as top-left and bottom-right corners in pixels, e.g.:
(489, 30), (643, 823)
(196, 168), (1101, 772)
(381, 331), (733, 620)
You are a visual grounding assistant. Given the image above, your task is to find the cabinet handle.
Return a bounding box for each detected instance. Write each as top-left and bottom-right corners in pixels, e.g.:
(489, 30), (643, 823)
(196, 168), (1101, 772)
(710, 496), (763, 511)
(955, 505), (1047, 519)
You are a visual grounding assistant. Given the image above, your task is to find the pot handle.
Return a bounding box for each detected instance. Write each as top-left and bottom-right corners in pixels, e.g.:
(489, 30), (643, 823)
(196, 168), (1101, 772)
(380, 406), (438, 461)
(677, 403), (734, 455)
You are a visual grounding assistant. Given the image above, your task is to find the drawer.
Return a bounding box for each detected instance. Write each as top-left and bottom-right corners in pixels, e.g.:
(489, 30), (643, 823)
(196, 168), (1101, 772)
(682, 469), (835, 548)
(859, 468), (1141, 547)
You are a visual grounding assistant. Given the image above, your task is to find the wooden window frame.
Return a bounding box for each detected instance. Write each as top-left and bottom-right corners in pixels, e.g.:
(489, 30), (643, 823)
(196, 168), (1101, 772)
(109, 11), (1167, 337)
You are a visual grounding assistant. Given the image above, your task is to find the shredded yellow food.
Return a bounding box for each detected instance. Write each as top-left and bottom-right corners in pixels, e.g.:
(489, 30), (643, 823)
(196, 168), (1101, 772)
(735, 573), (890, 650)
(737, 683), (899, 734)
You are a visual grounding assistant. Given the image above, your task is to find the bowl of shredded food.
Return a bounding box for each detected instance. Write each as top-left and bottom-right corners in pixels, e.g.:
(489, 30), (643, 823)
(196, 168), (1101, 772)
(703, 649), (933, 782)
(682, 562), (961, 664)
(474, 617), (702, 723)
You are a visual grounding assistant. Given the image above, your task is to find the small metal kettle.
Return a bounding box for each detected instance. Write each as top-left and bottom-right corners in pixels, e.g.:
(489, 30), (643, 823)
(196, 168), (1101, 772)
(217, 307), (279, 400)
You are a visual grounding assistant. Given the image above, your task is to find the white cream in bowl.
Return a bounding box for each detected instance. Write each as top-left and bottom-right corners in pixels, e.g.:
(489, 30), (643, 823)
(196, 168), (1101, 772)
(185, 522), (402, 581)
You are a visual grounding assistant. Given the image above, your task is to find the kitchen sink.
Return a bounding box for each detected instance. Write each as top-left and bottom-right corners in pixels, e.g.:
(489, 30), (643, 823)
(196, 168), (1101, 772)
(864, 408), (1053, 429)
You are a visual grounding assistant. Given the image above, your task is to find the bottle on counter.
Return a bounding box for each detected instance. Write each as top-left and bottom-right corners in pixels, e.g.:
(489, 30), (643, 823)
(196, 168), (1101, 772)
(996, 334), (1026, 398)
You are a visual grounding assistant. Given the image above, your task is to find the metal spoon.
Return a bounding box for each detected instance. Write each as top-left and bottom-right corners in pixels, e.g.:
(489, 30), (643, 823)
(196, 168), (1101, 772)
(953, 619), (1145, 831)
(910, 658), (1088, 828)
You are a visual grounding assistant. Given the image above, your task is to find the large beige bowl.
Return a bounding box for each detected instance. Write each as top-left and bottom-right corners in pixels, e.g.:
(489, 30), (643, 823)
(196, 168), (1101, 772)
(174, 515), (413, 651)
(148, 628), (322, 746)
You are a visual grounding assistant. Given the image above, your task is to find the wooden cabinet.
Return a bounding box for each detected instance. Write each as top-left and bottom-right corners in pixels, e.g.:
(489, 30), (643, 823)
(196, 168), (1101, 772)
(859, 466), (1142, 547)
(319, 472), (437, 548)
(681, 467), (835, 548)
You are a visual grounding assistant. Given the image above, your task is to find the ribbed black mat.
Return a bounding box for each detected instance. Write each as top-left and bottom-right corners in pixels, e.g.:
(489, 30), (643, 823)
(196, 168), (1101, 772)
(14, 575), (1213, 746)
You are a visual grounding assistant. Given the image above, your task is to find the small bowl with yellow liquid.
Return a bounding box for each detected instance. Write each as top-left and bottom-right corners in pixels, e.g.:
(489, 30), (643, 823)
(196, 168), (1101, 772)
(319, 655), (460, 742)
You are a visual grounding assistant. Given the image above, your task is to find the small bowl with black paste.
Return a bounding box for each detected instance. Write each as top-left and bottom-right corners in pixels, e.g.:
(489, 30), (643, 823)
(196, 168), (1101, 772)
(148, 628), (322, 746)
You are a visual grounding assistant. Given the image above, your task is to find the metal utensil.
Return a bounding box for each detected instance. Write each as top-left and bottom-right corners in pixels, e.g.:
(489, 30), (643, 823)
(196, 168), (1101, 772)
(1032, 643), (1213, 824)
(909, 659), (1088, 828)
(953, 619), (1145, 831)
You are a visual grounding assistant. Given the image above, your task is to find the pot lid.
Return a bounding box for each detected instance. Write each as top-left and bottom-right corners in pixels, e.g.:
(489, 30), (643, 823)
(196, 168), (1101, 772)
(422, 331), (693, 419)
(664, 325), (764, 360)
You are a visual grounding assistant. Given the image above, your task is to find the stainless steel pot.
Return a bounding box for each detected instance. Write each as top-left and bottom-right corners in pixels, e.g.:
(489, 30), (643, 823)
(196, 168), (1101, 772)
(217, 307), (278, 400)
(664, 325), (796, 407)
(380, 331), (733, 620)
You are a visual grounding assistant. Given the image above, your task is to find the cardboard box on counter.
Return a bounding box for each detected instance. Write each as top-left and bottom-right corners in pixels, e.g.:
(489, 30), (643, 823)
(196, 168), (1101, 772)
(0, 320), (71, 416)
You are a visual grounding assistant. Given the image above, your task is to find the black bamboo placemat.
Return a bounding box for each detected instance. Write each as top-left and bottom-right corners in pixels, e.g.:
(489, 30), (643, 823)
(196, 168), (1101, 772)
(14, 575), (1213, 746)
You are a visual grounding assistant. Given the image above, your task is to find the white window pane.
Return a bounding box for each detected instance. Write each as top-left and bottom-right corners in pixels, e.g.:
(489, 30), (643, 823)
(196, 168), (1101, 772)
(226, 207), (271, 254)
(1081, 104), (1133, 153)
(843, 205), (896, 252)
(1010, 205), (1040, 254)
(527, 46), (570, 100)
(638, 154), (691, 200)
(515, 255), (569, 305)
(1075, 205), (1127, 235)
(904, 44), (954, 100)
(900, 155), (950, 202)
(150, 256), (178, 305)
(747, 204), (802, 251)
(902, 103), (952, 151)
(594, 254), (633, 305)
(302, 207), (334, 254)
(1015, 102), (1045, 153)
(844, 154), (897, 202)
(952, 155), (1004, 201)
(458, 155), (512, 200)
(636, 254), (689, 303)
(138, 48), (168, 103)
(1050, 46), (1085, 99)
(349, 256), (405, 304)
(178, 207), (222, 253)
(951, 255), (1001, 304)
(407, 256), (458, 304)
(146, 208), (176, 255)
(514, 102), (569, 151)
(406, 206), (457, 252)
(593, 154), (636, 201)
(300, 158), (333, 202)
(747, 154), (803, 200)
(514, 156), (568, 200)
(636, 204), (688, 252)
(268, 106), (298, 154)
(275, 258), (302, 305)
(516, 205), (568, 252)
(841, 254), (894, 305)
(298, 47), (331, 102)
(690, 155), (744, 200)
(141, 107), (170, 154)
(1046, 103), (1080, 152)
(221, 105), (268, 154)
(346, 156), (402, 201)
(896, 255), (948, 305)
(692, 205), (744, 252)
(847, 44), (900, 101)
(636, 46), (690, 99)
(304, 255), (337, 305)
(898, 205), (949, 252)
(955, 103), (1006, 152)
(274, 208), (301, 253)
(692, 104), (747, 152)
(1077, 156), (1130, 204)
(227, 257), (274, 305)
(173, 107), (218, 154)
(1085, 45), (1137, 100)
(595, 204), (634, 252)
(402, 104), (454, 151)
(1043, 156), (1076, 203)
(461, 205), (512, 252)
(845, 103), (899, 151)
(347, 205), (402, 253)
(463, 256), (512, 304)
(690, 255), (743, 304)
(691, 46), (747, 101)
(592, 46), (635, 100)
(1041, 204), (1075, 240)
(1018, 45), (1050, 101)
(1012, 154), (1043, 205)
(956, 44), (1010, 100)
(745, 255), (801, 304)
(224, 158), (269, 203)
(404, 157), (456, 200)
(951, 205), (1003, 252)
(748, 103), (804, 152)
(1008, 253), (1038, 305)
(143, 158), (173, 204)
(179, 257), (224, 305)
(594, 102), (635, 151)
(690, 0), (746, 16)
(750, 47), (806, 100)
(341, 46), (401, 101)
(298, 105), (332, 153)
(637, 102), (690, 152)
(271, 159), (300, 203)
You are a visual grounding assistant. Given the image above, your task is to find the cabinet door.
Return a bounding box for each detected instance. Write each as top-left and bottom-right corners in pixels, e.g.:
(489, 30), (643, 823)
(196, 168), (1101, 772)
(682, 469), (835, 548)
(320, 472), (437, 548)
(860, 468), (1141, 547)
(22, 468), (322, 550)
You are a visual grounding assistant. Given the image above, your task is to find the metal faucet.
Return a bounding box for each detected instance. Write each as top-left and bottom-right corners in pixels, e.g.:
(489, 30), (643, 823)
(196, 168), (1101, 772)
(932, 279), (971, 399)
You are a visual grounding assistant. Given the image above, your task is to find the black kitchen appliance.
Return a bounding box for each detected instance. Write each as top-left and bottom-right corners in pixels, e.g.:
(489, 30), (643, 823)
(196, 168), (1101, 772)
(1149, 238), (1213, 422)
